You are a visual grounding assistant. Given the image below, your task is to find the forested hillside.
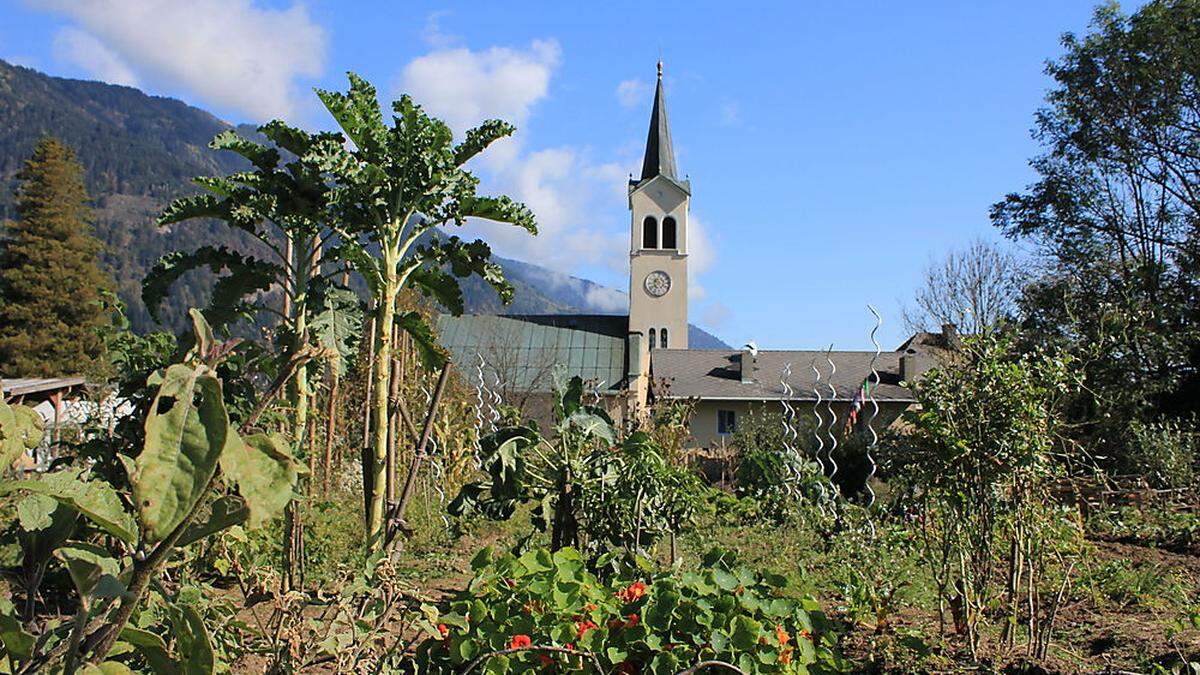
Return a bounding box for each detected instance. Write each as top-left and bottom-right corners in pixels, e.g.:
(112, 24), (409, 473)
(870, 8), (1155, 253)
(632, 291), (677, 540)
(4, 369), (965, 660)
(0, 60), (727, 347)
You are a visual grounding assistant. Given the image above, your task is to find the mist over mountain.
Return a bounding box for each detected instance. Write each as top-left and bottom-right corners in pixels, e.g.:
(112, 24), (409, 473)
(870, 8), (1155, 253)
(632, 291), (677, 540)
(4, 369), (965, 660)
(0, 60), (727, 349)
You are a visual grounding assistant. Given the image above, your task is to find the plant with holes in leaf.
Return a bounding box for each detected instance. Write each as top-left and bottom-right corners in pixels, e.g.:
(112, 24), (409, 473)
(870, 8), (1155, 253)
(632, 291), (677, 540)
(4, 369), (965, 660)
(0, 309), (302, 673)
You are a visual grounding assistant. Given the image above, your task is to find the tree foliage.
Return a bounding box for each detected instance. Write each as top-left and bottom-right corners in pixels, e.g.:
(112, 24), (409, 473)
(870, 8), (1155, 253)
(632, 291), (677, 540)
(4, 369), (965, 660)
(991, 0), (1200, 463)
(0, 137), (114, 377)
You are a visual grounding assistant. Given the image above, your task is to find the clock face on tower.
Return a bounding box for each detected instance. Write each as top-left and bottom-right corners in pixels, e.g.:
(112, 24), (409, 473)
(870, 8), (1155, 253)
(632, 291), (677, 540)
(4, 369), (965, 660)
(644, 270), (671, 297)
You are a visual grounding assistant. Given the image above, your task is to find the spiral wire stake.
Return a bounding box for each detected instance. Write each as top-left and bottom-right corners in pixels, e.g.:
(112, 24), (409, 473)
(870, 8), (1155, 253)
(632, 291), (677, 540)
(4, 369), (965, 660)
(471, 353), (488, 469)
(488, 369), (503, 430)
(589, 380), (606, 407)
(810, 358), (830, 511)
(823, 345), (840, 497)
(864, 306), (882, 510)
(779, 364), (803, 499)
(420, 379), (451, 530)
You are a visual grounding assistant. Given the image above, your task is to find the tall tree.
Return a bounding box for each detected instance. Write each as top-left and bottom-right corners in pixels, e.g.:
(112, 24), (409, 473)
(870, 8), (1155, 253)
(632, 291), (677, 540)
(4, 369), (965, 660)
(0, 138), (113, 377)
(903, 238), (1023, 336)
(991, 0), (1200, 457)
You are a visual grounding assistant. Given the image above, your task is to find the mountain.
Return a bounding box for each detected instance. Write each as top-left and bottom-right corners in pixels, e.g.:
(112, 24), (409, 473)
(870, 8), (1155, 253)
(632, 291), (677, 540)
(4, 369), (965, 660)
(0, 61), (728, 349)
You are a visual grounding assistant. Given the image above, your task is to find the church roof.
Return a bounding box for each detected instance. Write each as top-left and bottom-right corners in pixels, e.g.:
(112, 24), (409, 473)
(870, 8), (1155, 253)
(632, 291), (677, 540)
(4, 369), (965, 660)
(436, 314), (628, 393)
(639, 63), (680, 184)
(650, 349), (914, 402)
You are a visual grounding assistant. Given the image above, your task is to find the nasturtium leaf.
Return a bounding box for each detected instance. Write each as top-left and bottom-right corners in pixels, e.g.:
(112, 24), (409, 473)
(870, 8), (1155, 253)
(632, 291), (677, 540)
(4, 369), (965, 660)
(0, 399), (43, 471)
(134, 364), (231, 544)
(730, 615), (763, 651)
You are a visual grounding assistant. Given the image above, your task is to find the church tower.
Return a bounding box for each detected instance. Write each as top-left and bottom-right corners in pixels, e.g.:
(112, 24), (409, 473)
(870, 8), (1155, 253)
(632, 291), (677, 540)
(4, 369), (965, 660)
(628, 62), (689, 404)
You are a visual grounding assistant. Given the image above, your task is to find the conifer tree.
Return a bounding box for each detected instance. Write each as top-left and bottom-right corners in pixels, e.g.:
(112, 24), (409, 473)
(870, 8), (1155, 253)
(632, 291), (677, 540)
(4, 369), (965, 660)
(0, 137), (113, 377)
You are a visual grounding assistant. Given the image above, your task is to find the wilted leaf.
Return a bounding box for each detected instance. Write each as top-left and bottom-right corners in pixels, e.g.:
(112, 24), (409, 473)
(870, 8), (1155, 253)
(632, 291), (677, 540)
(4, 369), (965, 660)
(134, 364), (231, 544)
(177, 495), (250, 548)
(219, 433), (301, 528)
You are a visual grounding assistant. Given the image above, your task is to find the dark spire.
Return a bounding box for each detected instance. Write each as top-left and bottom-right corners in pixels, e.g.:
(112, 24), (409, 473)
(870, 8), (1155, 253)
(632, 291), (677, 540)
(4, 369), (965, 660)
(639, 61), (678, 181)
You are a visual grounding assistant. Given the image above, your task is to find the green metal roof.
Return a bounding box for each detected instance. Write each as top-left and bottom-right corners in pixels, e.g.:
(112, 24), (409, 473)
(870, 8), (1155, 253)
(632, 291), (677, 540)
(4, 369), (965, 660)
(436, 314), (628, 392)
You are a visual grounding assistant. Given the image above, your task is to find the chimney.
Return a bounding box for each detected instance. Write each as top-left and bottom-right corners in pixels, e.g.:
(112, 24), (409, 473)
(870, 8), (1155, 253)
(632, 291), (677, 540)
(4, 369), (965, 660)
(739, 342), (758, 383)
(942, 323), (962, 349)
(627, 332), (643, 381)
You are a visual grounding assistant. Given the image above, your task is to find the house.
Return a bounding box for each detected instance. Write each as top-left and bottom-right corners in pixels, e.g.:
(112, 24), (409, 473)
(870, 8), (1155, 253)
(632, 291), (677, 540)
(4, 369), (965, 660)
(436, 62), (949, 448)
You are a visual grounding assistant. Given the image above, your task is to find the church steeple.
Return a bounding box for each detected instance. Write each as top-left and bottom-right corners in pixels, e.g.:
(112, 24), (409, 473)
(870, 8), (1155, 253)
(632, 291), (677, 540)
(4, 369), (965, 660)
(639, 61), (678, 182)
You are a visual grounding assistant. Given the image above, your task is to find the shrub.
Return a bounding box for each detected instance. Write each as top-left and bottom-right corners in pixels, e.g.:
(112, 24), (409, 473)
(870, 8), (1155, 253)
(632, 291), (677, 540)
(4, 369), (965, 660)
(732, 410), (833, 522)
(1125, 419), (1197, 490)
(415, 546), (847, 674)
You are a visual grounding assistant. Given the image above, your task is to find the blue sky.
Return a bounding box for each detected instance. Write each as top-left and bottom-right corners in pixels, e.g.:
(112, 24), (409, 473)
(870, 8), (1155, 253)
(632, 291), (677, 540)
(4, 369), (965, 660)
(0, 1), (1140, 349)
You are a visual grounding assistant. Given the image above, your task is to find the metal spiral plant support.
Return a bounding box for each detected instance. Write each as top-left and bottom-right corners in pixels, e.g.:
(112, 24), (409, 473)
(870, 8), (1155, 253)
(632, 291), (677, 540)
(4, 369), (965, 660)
(420, 381), (451, 530)
(809, 358), (830, 510)
(589, 379), (607, 407)
(488, 369), (503, 429)
(778, 364), (804, 498)
(471, 353), (489, 469)
(823, 346), (841, 496)
(864, 305), (883, 510)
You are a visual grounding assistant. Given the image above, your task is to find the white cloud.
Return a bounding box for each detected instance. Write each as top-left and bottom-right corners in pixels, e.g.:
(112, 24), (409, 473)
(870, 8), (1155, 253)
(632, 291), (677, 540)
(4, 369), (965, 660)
(585, 286), (628, 313)
(401, 39), (631, 276)
(32, 0), (326, 121)
(702, 301), (731, 328)
(400, 39), (560, 137)
(399, 39), (719, 302)
(421, 11), (459, 49)
(615, 79), (649, 108)
(687, 214), (716, 301)
(53, 27), (138, 86)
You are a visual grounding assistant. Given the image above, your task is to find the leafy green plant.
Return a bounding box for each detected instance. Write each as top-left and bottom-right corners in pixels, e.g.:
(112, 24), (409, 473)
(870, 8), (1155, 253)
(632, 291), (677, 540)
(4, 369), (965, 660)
(451, 367), (700, 556)
(732, 410), (833, 523)
(306, 72), (536, 550)
(415, 546), (846, 674)
(0, 309), (302, 672)
(899, 334), (1081, 658)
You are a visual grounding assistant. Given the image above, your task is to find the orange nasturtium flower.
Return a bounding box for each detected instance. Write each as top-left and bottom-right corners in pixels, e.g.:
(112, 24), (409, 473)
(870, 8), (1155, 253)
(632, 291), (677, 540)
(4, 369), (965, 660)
(616, 581), (648, 603)
(775, 624), (790, 646)
(509, 634), (532, 649)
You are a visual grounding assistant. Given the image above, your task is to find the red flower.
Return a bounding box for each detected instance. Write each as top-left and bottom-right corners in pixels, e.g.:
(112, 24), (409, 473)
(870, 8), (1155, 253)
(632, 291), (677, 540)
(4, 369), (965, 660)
(779, 646), (794, 666)
(616, 581), (647, 603)
(510, 634), (532, 649)
(584, 602), (598, 612)
(616, 661), (639, 674)
(625, 613), (639, 628)
(437, 623), (450, 638)
(538, 653), (555, 667)
(576, 620), (598, 640)
(775, 624), (790, 646)
(608, 618), (625, 630)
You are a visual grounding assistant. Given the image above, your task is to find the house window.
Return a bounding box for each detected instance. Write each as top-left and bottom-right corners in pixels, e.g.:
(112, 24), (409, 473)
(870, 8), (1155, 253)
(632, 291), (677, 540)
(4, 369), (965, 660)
(717, 409), (737, 435)
(661, 216), (677, 249)
(660, 327), (668, 348)
(648, 328), (656, 350)
(642, 216), (658, 249)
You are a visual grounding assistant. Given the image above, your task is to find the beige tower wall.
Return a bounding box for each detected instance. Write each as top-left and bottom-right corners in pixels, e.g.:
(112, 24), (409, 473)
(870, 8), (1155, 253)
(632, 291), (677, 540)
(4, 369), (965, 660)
(628, 175), (689, 406)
